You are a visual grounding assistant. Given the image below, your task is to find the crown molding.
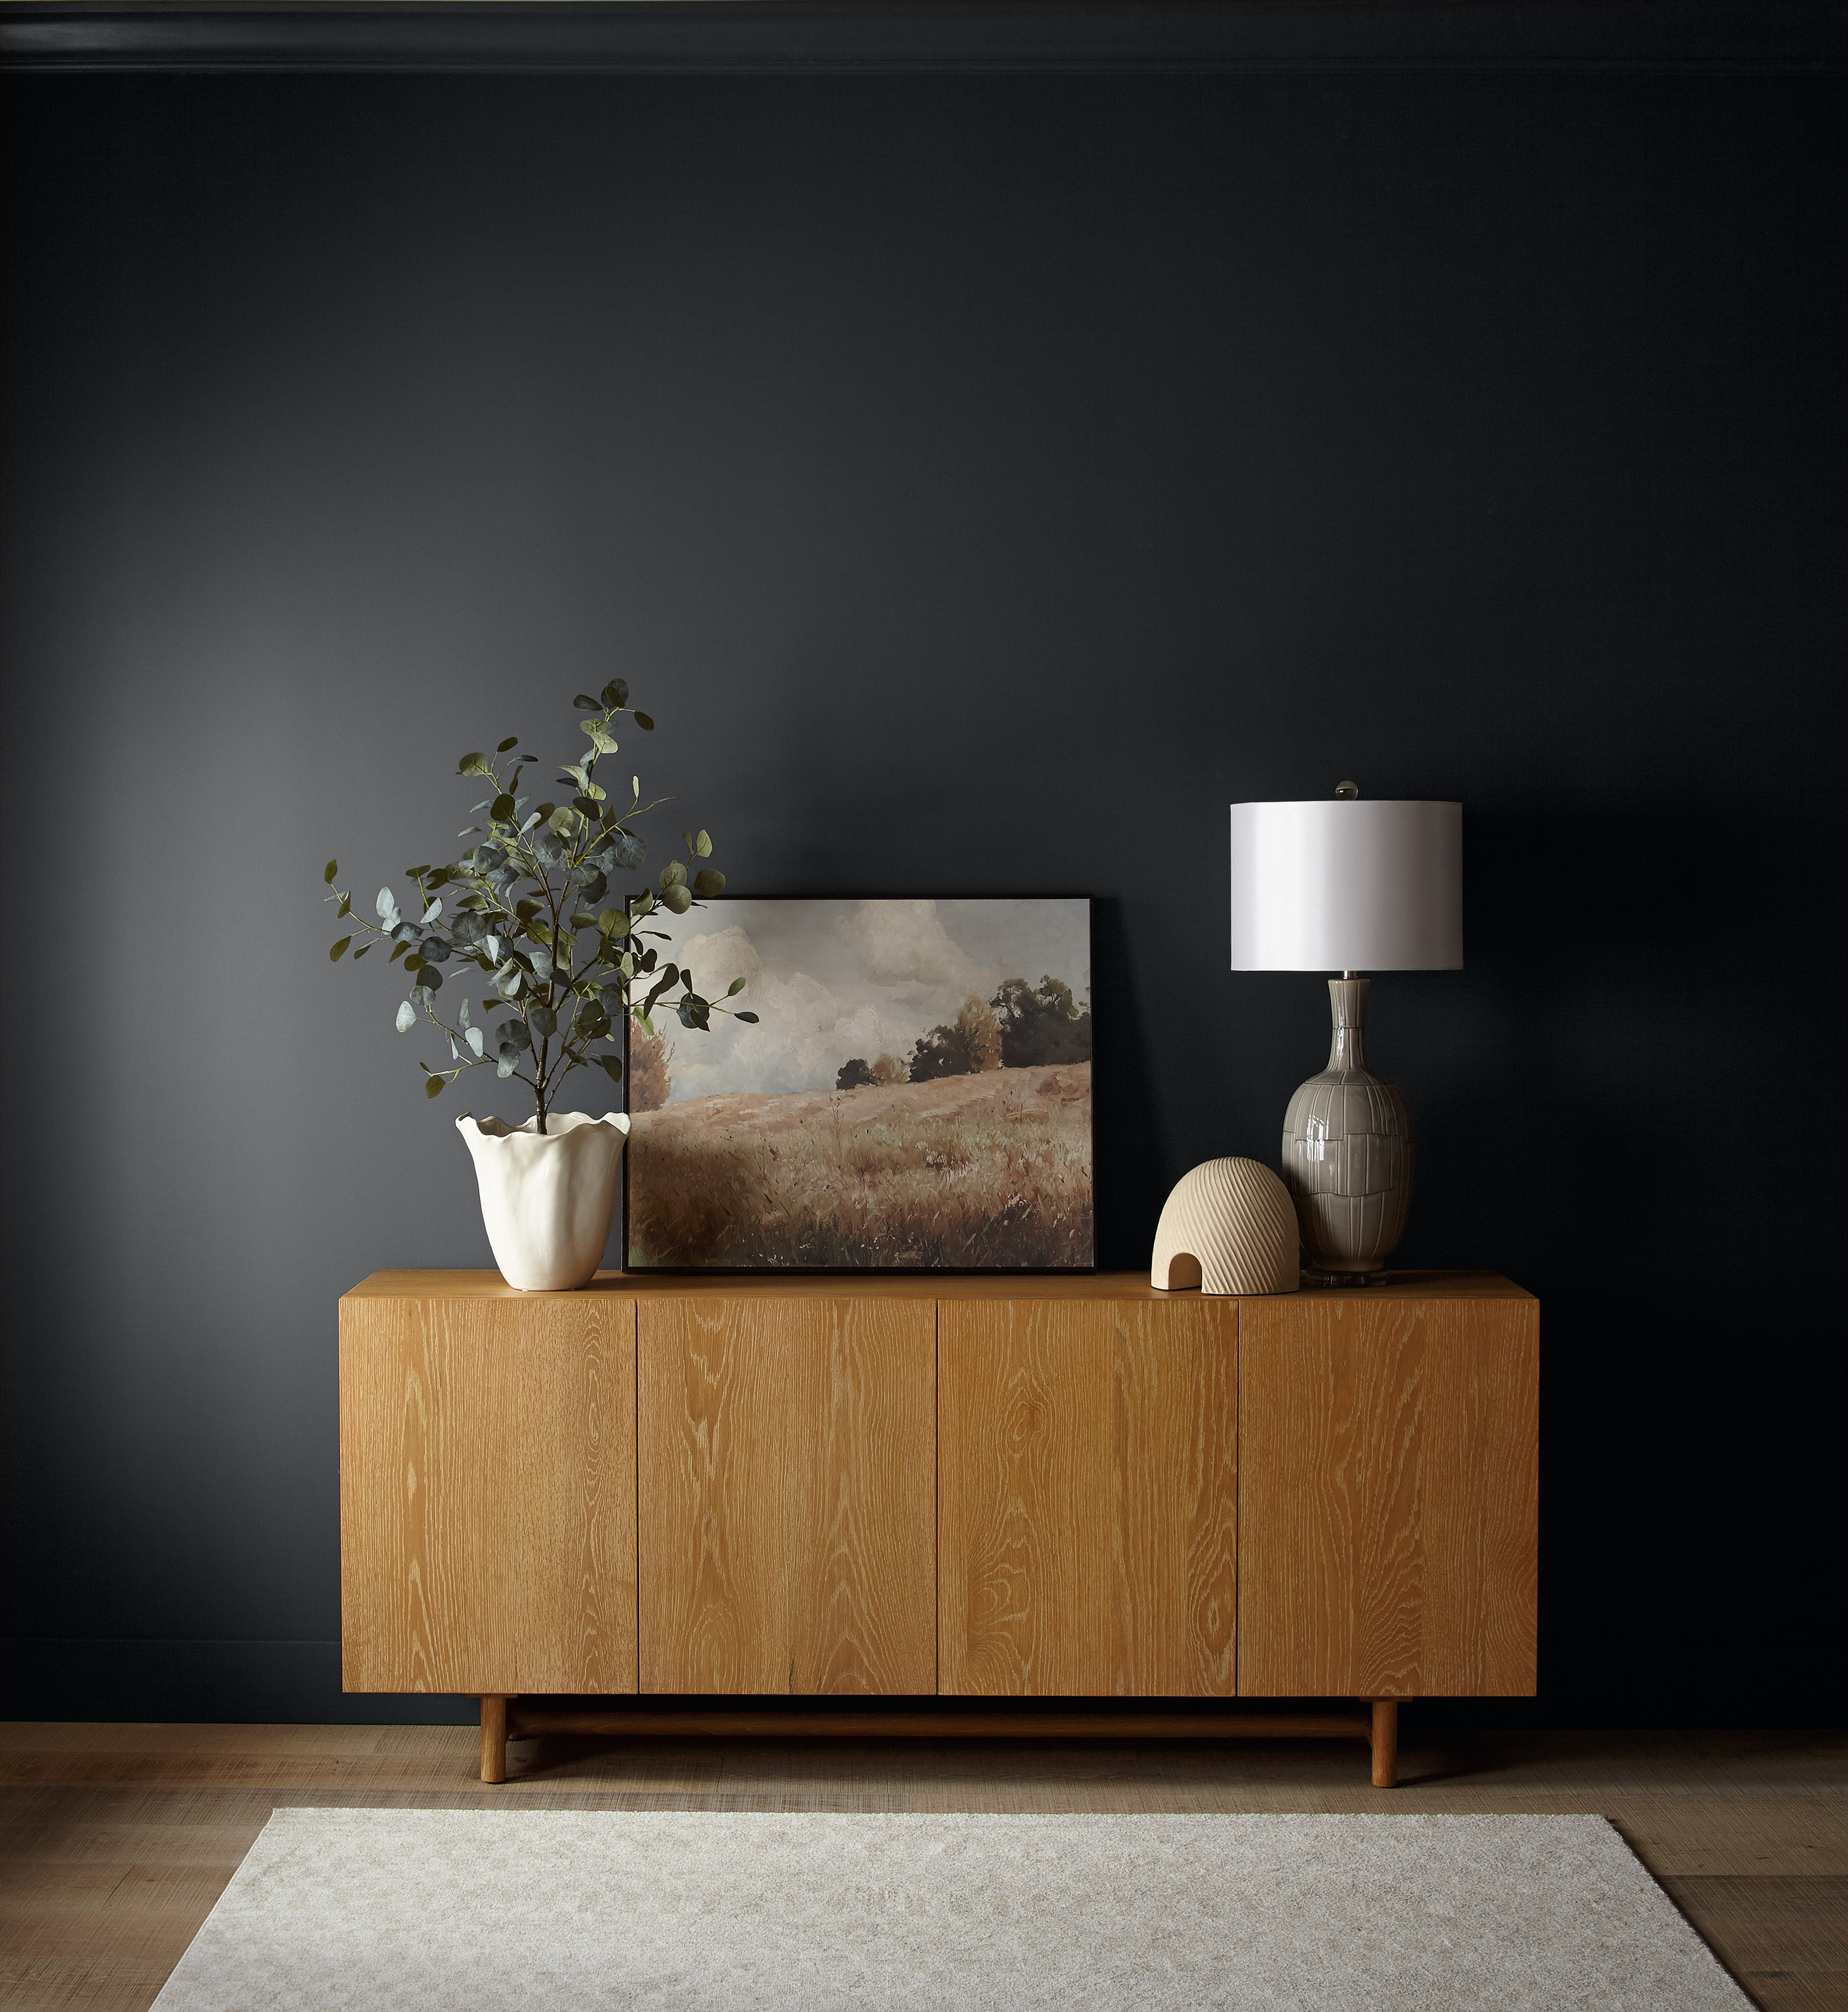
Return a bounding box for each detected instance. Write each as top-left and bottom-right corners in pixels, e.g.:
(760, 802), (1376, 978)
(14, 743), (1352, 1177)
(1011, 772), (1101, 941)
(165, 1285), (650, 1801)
(3, 1), (1842, 77)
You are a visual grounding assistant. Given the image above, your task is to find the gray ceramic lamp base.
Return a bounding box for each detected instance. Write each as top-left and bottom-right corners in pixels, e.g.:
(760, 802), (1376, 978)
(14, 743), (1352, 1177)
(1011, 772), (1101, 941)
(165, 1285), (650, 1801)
(1282, 978), (1415, 1284)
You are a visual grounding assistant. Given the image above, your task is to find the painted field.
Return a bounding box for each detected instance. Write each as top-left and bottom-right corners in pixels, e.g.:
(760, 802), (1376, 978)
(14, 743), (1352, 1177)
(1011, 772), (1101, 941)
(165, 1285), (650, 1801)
(626, 1062), (1092, 1269)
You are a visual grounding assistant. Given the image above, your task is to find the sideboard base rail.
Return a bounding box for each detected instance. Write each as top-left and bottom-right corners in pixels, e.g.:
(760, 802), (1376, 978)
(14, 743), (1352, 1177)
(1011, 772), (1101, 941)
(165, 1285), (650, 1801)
(477, 1696), (1400, 1787)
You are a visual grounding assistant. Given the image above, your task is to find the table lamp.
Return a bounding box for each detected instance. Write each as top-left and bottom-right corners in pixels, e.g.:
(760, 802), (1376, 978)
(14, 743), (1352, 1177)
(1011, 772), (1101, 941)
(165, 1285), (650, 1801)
(1229, 785), (1462, 1284)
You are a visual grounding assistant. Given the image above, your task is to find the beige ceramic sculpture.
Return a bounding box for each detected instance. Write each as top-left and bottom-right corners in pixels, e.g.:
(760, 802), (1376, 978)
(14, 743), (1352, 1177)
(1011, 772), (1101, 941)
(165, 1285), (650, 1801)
(1150, 1157), (1300, 1295)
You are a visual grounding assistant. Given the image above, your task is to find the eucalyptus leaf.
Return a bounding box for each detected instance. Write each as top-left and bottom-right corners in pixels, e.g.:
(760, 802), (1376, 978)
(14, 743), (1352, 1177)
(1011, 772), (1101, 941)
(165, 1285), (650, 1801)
(727, 975), (747, 995)
(324, 682), (725, 1122)
(734, 1011), (760, 1023)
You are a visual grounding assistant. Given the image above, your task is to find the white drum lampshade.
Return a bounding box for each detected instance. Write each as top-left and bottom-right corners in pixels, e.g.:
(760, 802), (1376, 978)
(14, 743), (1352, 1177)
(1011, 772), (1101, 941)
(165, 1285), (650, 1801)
(1228, 798), (1461, 973)
(1229, 790), (1463, 1284)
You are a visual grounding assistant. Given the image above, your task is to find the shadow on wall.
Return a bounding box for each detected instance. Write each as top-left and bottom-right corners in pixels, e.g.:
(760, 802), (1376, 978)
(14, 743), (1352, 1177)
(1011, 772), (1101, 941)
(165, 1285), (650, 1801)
(1091, 897), (1167, 1269)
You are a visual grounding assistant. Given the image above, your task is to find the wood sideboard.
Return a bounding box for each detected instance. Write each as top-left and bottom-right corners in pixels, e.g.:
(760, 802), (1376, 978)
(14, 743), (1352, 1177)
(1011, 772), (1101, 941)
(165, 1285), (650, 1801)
(339, 1269), (1537, 1785)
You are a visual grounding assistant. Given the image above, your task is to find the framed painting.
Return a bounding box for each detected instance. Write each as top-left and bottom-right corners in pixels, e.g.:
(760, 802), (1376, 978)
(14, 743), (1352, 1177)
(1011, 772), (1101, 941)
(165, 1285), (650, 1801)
(622, 896), (1093, 1271)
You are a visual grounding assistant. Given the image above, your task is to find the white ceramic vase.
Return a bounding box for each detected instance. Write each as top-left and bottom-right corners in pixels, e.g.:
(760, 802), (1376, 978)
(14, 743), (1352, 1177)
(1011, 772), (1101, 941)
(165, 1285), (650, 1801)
(455, 1111), (631, 1291)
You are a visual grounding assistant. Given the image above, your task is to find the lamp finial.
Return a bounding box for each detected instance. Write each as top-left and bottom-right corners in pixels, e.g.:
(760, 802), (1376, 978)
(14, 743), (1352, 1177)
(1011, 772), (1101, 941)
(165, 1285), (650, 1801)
(1335, 780), (1360, 799)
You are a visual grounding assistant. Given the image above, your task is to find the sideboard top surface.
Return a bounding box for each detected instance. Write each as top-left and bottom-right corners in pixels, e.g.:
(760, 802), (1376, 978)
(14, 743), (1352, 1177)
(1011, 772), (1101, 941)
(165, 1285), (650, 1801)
(342, 1268), (1533, 1304)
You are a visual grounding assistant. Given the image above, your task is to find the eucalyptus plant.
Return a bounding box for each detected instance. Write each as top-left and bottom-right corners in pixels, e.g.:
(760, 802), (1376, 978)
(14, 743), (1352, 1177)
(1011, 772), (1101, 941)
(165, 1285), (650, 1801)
(322, 681), (754, 1131)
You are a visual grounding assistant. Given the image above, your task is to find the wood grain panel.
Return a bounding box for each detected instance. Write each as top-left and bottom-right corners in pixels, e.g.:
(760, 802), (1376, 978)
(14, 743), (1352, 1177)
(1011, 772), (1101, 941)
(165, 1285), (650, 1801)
(938, 1297), (1238, 1697)
(637, 1297), (935, 1695)
(339, 1293), (638, 1695)
(1238, 1293), (1538, 1698)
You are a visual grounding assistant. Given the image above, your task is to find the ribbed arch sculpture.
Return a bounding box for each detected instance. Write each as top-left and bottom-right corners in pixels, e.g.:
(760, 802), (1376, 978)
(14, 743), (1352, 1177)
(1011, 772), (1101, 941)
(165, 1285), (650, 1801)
(1150, 1157), (1300, 1296)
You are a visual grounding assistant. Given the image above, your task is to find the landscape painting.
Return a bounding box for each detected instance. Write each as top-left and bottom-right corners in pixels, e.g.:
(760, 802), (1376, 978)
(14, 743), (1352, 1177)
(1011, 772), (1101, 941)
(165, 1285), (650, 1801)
(624, 897), (1093, 1270)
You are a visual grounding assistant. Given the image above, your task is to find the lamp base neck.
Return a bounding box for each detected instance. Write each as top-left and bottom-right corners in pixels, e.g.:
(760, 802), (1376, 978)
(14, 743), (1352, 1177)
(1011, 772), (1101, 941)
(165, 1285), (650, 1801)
(1326, 977), (1370, 1073)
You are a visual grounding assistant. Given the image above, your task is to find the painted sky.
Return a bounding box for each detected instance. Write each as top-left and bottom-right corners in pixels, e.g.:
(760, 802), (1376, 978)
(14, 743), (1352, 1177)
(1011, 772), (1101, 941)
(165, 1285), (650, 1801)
(642, 897), (1091, 1104)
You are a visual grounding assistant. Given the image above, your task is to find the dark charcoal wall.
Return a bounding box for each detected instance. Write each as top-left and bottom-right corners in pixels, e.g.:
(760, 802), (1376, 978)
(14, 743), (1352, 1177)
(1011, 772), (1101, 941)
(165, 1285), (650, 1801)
(2, 56), (1839, 1725)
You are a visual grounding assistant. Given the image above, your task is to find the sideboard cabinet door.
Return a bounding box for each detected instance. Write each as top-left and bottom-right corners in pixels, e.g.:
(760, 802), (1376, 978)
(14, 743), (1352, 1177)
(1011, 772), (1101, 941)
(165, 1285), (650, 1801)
(637, 1296), (937, 1695)
(1238, 1292), (1539, 1698)
(938, 1296), (1238, 1697)
(340, 1293), (639, 1696)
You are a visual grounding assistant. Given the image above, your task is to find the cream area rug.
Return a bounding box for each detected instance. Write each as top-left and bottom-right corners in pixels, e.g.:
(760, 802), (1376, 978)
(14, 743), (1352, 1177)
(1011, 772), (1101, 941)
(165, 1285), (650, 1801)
(151, 1809), (1749, 2010)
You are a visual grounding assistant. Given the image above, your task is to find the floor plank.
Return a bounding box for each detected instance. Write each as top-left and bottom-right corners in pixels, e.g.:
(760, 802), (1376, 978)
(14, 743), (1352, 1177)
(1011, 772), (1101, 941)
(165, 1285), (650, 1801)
(0, 1725), (1842, 2011)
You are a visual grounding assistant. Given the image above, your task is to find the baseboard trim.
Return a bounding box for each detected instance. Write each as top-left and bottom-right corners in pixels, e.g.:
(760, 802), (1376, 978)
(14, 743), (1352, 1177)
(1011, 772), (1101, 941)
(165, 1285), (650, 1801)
(0, 1639), (478, 1724)
(2, 2), (1841, 79)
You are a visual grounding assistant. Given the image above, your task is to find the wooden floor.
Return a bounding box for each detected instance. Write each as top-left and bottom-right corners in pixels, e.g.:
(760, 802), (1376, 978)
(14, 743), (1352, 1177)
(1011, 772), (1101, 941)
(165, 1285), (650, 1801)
(1, 1722), (1843, 2009)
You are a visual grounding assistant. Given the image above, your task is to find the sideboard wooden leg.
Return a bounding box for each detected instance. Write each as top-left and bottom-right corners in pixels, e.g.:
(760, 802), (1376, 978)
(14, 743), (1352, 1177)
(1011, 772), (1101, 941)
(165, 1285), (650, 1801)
(479, 1696), (511, 1784)
(1369, 1699), (1398, 1787)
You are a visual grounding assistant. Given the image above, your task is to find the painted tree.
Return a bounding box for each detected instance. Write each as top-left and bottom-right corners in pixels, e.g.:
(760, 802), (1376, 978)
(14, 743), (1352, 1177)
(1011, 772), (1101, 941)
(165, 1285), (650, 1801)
(991, 976), (1092, 1067)
(627, 1024), (675, 1113)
